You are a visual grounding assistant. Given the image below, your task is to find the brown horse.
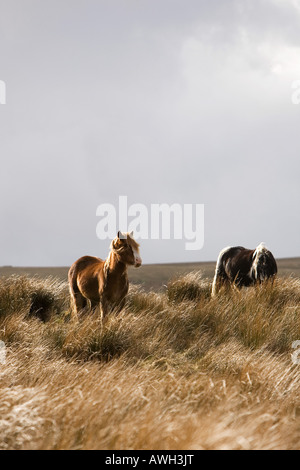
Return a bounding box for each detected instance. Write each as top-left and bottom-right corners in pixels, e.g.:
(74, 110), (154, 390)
(212, 242), (277, 296)
(68, 231), (142, 319)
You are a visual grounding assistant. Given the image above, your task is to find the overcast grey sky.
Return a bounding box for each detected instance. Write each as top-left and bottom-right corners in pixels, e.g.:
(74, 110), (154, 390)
(0, 0), (299, 266)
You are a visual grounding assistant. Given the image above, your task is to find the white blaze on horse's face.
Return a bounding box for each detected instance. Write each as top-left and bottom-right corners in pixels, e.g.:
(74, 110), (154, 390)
(127, 232), (142, 267)
(128, 231), (142, 267)
(133, 247), (142, 268)
(118, 230), (142, 267)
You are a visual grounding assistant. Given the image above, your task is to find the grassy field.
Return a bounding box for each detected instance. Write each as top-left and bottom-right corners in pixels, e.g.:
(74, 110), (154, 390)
(0, 259), (300, 450)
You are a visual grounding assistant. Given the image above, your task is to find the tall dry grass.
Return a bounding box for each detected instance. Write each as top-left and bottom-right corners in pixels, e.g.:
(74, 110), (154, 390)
(0, 273), (300, 449)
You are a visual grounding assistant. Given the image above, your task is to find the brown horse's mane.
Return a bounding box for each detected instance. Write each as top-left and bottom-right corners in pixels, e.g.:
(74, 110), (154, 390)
(104, 233), (140, 272)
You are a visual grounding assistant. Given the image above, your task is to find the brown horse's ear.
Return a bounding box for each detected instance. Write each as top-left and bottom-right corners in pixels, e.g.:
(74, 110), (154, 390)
(117, 231), (126, 239)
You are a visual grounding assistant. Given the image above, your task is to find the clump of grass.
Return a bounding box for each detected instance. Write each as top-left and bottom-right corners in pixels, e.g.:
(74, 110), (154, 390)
(167, 271), (211, 303)
(211, 278), (300, 353)
(57, 314), (137, 362)
(126, 284), (166, 316)
(0, 275), (69, 322)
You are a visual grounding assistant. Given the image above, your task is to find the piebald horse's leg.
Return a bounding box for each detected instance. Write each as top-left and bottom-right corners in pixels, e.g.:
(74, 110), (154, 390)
(212, 275), (231, 296)
(212, 275), (225, 296)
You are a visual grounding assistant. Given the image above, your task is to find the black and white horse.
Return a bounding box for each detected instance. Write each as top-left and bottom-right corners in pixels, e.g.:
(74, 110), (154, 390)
(212, 243), (277, 296)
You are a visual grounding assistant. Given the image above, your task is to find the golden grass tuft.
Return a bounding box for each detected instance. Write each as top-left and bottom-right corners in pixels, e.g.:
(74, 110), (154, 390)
(0, 272), (300, 449)
(0, 275), (68, 322)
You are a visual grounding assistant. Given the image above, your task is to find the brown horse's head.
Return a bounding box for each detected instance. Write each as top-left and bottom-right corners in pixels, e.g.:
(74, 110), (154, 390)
(111, 231), (142, 268)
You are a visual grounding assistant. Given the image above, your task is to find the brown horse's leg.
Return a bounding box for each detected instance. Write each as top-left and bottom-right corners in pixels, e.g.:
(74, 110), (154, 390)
(70, 290), (88, 318)
(74, 292), (88, 313)
(99, 296), (109, 322)
(90, 299), (101, 316)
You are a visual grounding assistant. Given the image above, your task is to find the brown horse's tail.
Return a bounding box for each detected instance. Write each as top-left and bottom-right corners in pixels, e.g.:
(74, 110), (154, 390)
(68, 264), (89, 316)
(68, 264), (77, 292)
(68, 265), (77, 312)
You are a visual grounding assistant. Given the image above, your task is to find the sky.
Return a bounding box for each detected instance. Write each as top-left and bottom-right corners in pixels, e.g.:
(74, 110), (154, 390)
(0, 0), (299, 266)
